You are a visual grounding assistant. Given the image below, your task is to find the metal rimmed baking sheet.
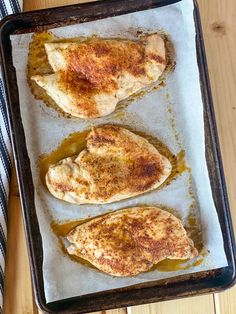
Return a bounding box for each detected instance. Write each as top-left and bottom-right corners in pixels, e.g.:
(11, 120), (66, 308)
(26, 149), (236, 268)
(0, 0), (235, 313)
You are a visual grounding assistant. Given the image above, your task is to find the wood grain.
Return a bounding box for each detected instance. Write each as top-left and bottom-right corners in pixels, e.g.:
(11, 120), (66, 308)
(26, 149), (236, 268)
(198, 0), (236, 313)
(3, 171), (38, 314)
(23, 0), (96, 10)
(4, 0), (236, 313)
(128, 295), (215, 314)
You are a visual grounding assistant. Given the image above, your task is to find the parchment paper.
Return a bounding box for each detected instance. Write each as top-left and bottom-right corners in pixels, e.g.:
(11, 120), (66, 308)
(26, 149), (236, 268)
(10, 0), (228, 303)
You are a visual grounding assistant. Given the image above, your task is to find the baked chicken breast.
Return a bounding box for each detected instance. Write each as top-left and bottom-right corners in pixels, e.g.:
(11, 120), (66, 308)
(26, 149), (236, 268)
(31, 34), (166, 118)
(46, 125), (172, 204)
(67, 207), (198, 276)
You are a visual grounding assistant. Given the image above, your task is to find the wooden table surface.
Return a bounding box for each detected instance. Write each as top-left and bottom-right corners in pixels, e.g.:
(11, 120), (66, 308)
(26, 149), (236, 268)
(3, 0), (236, 313)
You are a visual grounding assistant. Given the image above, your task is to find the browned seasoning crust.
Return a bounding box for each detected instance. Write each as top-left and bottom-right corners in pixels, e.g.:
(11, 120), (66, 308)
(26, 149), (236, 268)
(46, 125), (172, 204)
(58, 71), (99, 117)
(32, 34), (166, 118)
(67, 207), (198, 276)
(62, 37), (164, 91)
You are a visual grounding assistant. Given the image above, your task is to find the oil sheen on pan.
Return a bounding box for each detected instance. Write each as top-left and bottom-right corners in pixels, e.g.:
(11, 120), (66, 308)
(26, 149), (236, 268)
(28, 31), (174, 119)
(40, 125), (188, 204)
(51, 206), (204, 276)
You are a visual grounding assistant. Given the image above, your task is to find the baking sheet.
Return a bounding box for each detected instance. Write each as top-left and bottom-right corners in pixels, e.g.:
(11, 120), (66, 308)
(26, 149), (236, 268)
(10, 0), (228, 303)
